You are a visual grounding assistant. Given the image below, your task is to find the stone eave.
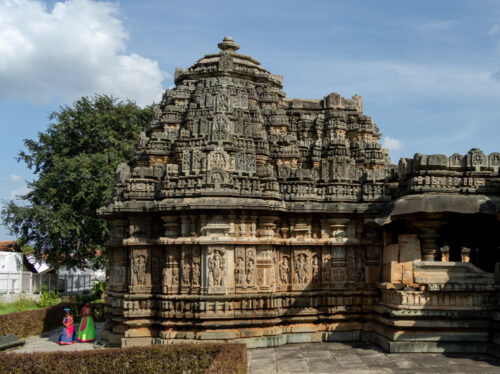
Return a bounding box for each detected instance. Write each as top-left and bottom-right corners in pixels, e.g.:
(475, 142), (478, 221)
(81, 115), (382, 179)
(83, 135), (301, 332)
(375, 193), (500, 225)
(100, 197), (388, 217)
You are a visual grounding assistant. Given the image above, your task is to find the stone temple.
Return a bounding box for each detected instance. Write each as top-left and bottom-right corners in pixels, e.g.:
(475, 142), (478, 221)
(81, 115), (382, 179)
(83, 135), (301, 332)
(100, 37), (500, 353)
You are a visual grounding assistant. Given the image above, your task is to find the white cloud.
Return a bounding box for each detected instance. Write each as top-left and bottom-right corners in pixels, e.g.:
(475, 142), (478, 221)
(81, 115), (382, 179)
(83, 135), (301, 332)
(382, 136), (403, 151)
(9, 184), (30, 199)
(0, 0), (166, 106)
(417, 20), (454, 33)
(489, 24), (500, 36)
(9, 174), (20, 182)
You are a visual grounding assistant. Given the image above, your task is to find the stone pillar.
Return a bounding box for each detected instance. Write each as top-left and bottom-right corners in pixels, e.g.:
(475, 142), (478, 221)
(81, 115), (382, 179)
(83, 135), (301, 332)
(190, 215), (198, 237)
(180, 215), (190, 237)
(239, 215), (247, 237)
(228, 214), (236, 236)
(414, 221), (443, 261)
(259, 215), (278, 238)
(248, 216), (257, 237)
(161, 215), (179, 238)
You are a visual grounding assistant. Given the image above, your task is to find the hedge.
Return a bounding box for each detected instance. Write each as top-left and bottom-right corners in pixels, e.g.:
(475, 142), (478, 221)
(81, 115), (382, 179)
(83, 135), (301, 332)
(0, 301), (105, 338)
(0, 343), (247, 374)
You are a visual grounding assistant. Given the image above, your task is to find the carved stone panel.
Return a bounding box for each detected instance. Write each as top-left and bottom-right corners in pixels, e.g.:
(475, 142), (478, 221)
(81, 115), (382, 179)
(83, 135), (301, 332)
(130, 247), (151, 293)
(321, 247), (332, 286)
(279, 248), (291, 291)
(207, 146), (231, 171)
(292, 248), (309, 290)
(181, 246), (192, 288)
(346, 247), (366, 283)
(246, 247), (256, 288)
(234, 246), (246, 288)
(211, 114), (231, 141)
(256, 247), (274, 291)
(208, 246), (226, 294)
(162, 246), (180, 294)
(192, 246), (201, 288)
(218, 53), (233, 72)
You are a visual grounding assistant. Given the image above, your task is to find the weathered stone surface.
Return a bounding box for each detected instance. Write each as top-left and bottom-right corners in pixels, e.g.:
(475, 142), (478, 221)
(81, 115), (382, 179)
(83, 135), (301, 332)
(100, 37), (500, 353)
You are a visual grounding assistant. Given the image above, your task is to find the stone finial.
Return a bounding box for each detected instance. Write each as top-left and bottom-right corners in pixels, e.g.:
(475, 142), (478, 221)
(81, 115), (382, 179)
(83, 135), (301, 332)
(218, 36), (240, 52)
(461, 247), (471, 263)
(440, 245), (450, 262)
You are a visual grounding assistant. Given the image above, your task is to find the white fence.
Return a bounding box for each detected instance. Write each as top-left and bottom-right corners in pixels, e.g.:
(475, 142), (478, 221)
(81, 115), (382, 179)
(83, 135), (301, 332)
(0, 271), (104, 295)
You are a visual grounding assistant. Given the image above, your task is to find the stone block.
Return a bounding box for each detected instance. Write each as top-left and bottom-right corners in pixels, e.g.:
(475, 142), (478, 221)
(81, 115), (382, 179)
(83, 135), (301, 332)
(263, 327), (283, 336)
(398, 234), (421, 262)
(239, 328), (264, 338)
(286, 333), (313, 344)
(401, 261), (413, 285)
(323, 330), (360, 341)
(125, 327), (154, 338)
(197, 330), (238, 340)
(121, 337), (154, 347)
(112, 323), (125, 334)
(104, 332), (123, 346)
(289, 325), (318, 334)
(383, 262), (402, 283)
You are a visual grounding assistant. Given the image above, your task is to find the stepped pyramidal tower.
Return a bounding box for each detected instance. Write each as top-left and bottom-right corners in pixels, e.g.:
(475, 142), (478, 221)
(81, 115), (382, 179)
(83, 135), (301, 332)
(101, 37), (500, 353)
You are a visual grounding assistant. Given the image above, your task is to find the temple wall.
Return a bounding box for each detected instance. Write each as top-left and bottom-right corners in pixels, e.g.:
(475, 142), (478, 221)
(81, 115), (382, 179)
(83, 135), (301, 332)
(102, 212), (384, 347)
(100, 37), (500, 352)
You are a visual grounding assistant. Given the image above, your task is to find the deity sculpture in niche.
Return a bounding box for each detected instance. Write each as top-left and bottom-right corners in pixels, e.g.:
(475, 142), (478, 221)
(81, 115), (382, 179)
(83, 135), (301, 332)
(192, 257), (201, 286)
(132, 255), (146, 285)
(182, 255), (191, 286)
(208, 248), (225, 287)
(235, 256), (245, 287)
(246, 248), (256, 287)
(280, 255), (291, 284)
(312, 255), (320, 282)
(294, 253), (308, 284)
(212, 114), (230, 141)
(246, 258), (256, 286)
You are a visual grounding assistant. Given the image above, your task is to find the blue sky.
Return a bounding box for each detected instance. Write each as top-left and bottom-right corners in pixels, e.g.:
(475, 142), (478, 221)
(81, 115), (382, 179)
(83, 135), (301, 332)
(1, 0), (500, 239)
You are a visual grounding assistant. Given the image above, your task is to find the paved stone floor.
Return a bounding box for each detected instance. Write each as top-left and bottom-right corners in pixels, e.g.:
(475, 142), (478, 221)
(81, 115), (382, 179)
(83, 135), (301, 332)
(10, 327), (500, 373)
(247, 342), (500, 374)
(12, 322), (105, 353)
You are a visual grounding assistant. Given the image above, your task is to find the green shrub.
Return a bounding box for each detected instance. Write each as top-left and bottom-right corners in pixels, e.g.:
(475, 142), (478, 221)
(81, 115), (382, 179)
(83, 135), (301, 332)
(37, 286), (61, 308)
(91, 280), (106, 300)
(0, 301), (105, 338)
(0, 303), (69, 338)
(0, 343), (247, 374)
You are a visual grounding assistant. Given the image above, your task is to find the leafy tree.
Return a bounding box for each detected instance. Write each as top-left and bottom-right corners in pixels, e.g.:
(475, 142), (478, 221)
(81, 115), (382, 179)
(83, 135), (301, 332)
(2, 95), (153, 269)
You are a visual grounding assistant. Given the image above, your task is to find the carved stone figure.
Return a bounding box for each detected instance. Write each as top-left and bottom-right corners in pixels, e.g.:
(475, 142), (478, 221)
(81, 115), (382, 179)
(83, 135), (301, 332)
(208, 250), (225, 286)
(192, 257), (200, 286)
(280, 255), (290, 284)
(235, 256), (245, 287)
(133, 255), (146, 285)
(246, 258), (255, 285)
(182, 256), (191, 286)
(312, 255), (320, 281)
(294, 253), (308, 284)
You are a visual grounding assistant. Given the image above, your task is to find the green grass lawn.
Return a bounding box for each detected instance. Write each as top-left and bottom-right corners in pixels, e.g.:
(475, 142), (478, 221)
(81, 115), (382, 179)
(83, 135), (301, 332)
(0, 298), (58, 315)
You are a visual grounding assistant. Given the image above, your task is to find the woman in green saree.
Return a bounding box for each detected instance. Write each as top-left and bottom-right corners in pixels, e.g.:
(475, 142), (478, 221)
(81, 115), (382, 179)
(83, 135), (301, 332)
(76, 300), (96, 342)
